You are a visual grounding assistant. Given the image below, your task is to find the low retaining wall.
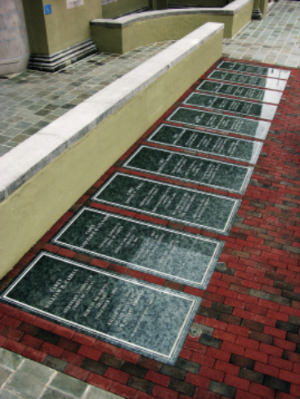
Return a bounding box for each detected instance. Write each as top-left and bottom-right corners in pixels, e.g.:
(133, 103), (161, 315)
(0, 22), (224, 278)
(91, 0), (252, 54)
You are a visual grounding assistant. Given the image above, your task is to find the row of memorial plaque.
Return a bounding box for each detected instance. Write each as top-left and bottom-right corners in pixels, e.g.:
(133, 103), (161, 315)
(1, 62), (290, 365)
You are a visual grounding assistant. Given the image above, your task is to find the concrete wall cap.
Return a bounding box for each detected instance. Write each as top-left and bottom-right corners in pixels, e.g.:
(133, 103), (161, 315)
(0, 23), (224, 202)
(223, 0), (252, 12)
(90, 0), (252, 28)
(0, 133), (68, 201)
(91, 9), (229, 28)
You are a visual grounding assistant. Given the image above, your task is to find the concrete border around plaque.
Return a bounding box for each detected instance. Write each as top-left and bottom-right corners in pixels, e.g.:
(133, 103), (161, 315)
(1, 252), (201, 364)
(166, 106), (270, 140)
(216, 61), (290, 80)
(207, 70), (287, 91)
(147, 123), (263, 164)
(92, 172), (241, 235)
(123, 145), (253, 194)
(52, 207), (224, 289)
(183, 92), (277, 120)
(196, 81), (282, 105)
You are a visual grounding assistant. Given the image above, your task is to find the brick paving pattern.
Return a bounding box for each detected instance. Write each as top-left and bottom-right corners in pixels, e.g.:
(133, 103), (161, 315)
(0, 57), (299, 399)
(1, 1), (300, 398)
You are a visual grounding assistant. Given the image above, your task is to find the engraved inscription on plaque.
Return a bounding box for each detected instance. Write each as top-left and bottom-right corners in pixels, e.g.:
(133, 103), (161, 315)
(123, 146), (253, 194)
(208, 70), (287, 92)
(217, 61), (290, 80)
(1, 252), (201, 364)
(183, 93), (277, 120)
(167, 107), (270, 140)
(196, 81), (282, 105)
(53, 207), (224, 289)
(93, 173), (241, 235)
(147, 124), (263, 164)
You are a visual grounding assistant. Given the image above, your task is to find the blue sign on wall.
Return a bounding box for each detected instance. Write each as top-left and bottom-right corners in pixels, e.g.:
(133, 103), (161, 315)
(44, 4), (52, 15)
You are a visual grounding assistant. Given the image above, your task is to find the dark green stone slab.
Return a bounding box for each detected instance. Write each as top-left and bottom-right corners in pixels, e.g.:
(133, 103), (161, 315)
(123, 146), (253, 194)
(208, 70), (287, 91)
(217, 61), (290, 80)
(167, 107), (270, 140)
(147, 124), (263, 164)
(196, 81), (282, 104)
(183, 93), (277, 120)
(93, 172), (241, 235)
(1, 252), (201, 364)
(53, 207), (224, 289)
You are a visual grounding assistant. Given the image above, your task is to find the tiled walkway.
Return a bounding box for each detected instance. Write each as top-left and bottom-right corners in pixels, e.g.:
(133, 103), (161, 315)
(223, 1), (300, 68)
(0, 348), (121, 399)
(1, 2), (300, 399)
(1, 1), (300, 158)
(0, 41), (174, 157)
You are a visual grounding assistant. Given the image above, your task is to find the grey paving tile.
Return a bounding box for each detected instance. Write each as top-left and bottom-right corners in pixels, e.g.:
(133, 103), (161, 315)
(4, 359), (55, 399)
(13, 134), (30, 143)
(0, 366), (12, 388)
(42, 355), (68, 373)
(0, 146), (11, 155)
(13, 121), (31, 129)
(222, 1), (300, 66)
(83, 386), (121, 399)
(0, 349), (23, 371)
(5, 374), (50, 399)
(40, 388), (75, 399)
(0, 41), (174, 157)
(50, 372), (88, 398)
(3, 141), (19, 147)
(0, 390), (21, 399)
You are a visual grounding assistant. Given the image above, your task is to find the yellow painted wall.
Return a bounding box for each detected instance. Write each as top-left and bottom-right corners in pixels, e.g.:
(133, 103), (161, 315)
(22, 0), (254, 56)
(22, 0), (102, 55)
(92, 3), (252, 54)
(170, 0), (229, 6)
(260, 0), (268, 17)
(230, 0), (253, 37)
(102, 0), (232, 17)
(22, 0), (49, 54)
(151, 0), (169, 10)
(0, 28), (223, 278)
(102, 0), (148, 19)
(92, 15), (225, 54)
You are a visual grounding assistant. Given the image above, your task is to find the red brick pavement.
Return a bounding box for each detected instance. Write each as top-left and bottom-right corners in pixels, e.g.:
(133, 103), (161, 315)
(0, 58), (299, 399)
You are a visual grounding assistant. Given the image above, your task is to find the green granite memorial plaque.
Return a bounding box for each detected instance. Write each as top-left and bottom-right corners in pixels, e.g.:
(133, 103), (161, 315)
(123, 146), (253, 194)
(208, 70), (287, 91)
(1, 252), (201, 364)
(53, 208), (224, 289)
(183, 93), (277, 120)
(196, 81), (282, 104)
(147, 124), (263, 163)
(93, 173), (241, 235)
(167, 107), (270, 139)
(217, 61), (290, 80)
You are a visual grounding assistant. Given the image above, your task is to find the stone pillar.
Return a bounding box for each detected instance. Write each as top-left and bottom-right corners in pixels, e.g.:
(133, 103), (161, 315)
(252, 0), (263, 20)
(0, 0), (30, 76)
(22, 0), (101, 72)
(260, 0), (268, 18)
